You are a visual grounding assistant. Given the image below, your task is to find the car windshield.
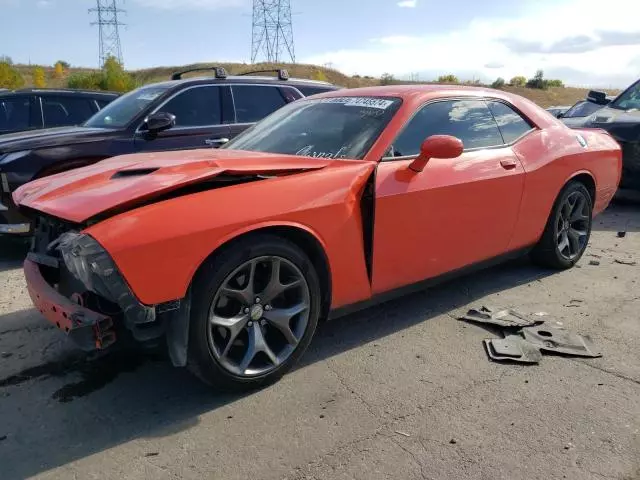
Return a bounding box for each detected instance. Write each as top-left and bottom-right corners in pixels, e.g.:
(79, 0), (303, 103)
(610, 79), (640, 111)
(83, 85), (172, 128)
(223, 96), (402, 160)
(562, 100), (603, 118)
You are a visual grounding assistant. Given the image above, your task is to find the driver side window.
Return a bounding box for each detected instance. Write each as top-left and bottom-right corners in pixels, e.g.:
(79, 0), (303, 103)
(158, 86), (222, 127)
(387, 99), (503, 158)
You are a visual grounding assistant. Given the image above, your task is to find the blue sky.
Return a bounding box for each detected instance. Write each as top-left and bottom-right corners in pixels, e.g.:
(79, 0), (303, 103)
(1, 0), (639, 88)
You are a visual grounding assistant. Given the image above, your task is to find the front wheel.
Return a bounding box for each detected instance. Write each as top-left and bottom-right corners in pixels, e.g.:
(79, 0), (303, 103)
(187, 234), (321, 390)
(531, 181), (593, 269)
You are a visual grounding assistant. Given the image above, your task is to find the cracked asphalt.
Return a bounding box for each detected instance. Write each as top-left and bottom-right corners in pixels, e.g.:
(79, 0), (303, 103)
(0, 204), (639, 480)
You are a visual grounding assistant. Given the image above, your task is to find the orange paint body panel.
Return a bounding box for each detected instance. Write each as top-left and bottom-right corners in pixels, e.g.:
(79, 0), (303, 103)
(14, 85), (622, 312)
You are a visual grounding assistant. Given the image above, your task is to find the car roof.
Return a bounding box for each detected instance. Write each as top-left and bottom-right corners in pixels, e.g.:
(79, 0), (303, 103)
(0, 88), (120, 97)
(305, 84), (524, 101)
(305, 84), (557, 129)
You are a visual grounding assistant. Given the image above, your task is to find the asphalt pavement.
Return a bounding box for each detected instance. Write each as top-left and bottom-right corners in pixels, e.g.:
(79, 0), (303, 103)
(0, 205), (639, 480)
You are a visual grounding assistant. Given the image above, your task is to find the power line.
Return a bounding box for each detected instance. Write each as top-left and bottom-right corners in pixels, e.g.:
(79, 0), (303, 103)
(89, 0), (125, 67)
(251, 0), (295, 64)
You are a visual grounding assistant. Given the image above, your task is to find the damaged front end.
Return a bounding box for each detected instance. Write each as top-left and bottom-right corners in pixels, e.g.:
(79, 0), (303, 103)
(26, 216), (188, 362)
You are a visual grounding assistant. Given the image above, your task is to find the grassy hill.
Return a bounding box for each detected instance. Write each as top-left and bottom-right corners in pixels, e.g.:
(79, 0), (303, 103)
(12, 61), (618, 108)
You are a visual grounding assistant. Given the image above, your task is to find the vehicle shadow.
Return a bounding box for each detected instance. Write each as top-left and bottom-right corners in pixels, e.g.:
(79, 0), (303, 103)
(0, 256), (555, 480)
(0, 237), (29, 272)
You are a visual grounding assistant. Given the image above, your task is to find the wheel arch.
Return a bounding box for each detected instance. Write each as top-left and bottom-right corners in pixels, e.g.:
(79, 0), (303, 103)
(166, 222), (333, 368)
(565, 170), (596, 204)
(191, 222), (333, 321)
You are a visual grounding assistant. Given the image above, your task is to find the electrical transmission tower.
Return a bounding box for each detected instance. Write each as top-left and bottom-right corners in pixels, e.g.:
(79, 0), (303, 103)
(251, 0), (295, 64)
(89, 0), (125, 67)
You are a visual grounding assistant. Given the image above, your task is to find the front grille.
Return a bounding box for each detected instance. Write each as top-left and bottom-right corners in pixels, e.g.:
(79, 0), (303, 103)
(31, 216), (78, 256)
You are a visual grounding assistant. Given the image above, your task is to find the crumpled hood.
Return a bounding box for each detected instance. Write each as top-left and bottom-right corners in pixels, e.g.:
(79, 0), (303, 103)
(0, 126), (117, 154)
(13, 148), (340, 223)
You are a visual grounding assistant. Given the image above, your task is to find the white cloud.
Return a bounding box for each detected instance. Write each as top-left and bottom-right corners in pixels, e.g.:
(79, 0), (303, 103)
(397, 0), (417, 7)
(132, 0), (246, 10)
(304, 0), (640, 88)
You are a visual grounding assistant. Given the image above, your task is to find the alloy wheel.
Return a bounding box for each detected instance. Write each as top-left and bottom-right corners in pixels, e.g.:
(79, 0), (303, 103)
(556, 191), (590, 260)
(207, 256), (311, 377)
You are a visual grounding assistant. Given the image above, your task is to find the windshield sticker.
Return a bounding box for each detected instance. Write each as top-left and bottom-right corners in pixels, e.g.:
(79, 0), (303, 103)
(319, 97), (394, 110)
(137, 92), (163, 101)
(296, 145), (348, 158)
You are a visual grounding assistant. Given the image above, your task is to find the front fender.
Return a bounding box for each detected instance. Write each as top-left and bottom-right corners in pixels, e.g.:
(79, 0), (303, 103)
(85, 161), (376, 308)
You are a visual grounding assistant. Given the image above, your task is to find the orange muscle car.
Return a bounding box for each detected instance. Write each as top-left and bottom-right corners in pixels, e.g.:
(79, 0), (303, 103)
(13, 85), (622, 389)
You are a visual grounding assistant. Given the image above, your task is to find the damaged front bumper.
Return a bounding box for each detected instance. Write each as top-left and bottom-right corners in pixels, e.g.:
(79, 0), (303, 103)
(24, 259), (116, 350)
(25, 227), (190, 362)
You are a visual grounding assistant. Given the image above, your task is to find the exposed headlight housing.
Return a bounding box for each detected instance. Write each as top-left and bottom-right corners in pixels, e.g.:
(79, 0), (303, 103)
(57, 232), (156, 326)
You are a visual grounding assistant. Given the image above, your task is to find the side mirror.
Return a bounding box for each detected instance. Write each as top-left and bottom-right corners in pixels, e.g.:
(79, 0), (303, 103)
(143, 112), (176, 133)
(408, 135), (464, 172)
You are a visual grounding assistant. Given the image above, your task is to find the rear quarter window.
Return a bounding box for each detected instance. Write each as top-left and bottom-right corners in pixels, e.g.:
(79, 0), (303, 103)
(487, 101), (534, 144)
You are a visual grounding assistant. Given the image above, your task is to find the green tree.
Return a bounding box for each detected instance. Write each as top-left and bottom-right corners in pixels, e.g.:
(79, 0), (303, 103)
(491, 77), (506, 89)
(526, 70), (547, 89)
(437, 74), (459, 84)
(100, 55), (136, 92)
(380, 73), (395, 85)
(57, 60), (70, 69)
(546, 79), (564, 88)
(67, 72), (102, 90)
(509, 76), (526, 87)
(67, 56), (136, 92)
(0, 62), (24, 89)
(0, 55), (13, 65)
(33, 67), (46, 88)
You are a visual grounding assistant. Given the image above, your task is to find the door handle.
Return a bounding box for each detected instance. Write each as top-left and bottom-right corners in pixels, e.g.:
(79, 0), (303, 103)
(205, 137), (229, 146)
(500, 159), (518, 169)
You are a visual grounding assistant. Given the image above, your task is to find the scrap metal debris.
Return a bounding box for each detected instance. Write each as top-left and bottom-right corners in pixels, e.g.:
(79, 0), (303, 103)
(458, 306), (543, 328)
(520, 326), (601, 357)
(460, 306), (603, 364)
(614, 259), (637, 266)
(483, 335), (543, 364)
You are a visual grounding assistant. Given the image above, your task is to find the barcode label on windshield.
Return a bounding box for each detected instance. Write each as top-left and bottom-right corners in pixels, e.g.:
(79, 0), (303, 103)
(319, 97), (394, 110)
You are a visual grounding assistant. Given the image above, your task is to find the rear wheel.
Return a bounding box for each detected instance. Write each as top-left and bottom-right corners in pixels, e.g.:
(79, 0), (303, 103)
(531, 181), (592, 269)
(187, 235), (321, 390)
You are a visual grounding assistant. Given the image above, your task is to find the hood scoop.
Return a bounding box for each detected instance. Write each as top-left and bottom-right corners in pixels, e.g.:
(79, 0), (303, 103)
(111, 167), (160, 179)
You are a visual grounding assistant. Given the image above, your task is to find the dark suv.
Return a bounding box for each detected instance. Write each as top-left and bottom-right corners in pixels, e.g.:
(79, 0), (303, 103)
(0, 67), (339, 234)
(581, 79), (640, 199)
(0, 88), (119, 135)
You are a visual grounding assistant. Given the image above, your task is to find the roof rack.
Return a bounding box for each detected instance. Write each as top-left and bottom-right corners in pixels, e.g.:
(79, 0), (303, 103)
(238, 68), (289, 81)
(171, 66), (228, 81)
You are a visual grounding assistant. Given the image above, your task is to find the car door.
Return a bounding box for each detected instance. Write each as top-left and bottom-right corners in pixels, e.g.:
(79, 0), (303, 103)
(371, 98), (527, 294)
(227, 85), (293, 139)
(134, 85), (231, 152)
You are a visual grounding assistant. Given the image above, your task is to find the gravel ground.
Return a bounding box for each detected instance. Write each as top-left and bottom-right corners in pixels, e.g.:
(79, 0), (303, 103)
(0, 204), (638, 480)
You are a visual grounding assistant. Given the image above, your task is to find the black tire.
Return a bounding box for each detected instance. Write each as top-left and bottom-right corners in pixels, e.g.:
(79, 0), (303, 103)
(531, 180), (593, 269)
(187, 234), (322, 391)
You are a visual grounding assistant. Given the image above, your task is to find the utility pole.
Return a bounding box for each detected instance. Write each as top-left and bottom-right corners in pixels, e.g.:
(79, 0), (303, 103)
(251, 0), (296, 64)
(90, 0), (125, 67)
